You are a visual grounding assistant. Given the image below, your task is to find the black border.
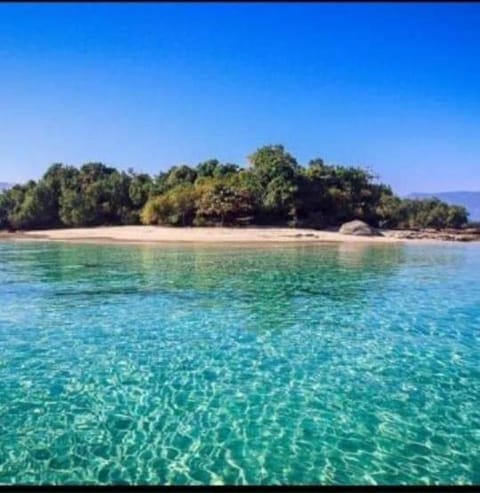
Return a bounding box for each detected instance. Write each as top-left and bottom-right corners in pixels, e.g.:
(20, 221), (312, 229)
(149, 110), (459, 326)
(0, 0), (479, 490)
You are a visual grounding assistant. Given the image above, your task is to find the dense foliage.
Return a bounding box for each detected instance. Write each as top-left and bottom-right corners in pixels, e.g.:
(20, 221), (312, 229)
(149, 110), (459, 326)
(0, 146), (469, 231)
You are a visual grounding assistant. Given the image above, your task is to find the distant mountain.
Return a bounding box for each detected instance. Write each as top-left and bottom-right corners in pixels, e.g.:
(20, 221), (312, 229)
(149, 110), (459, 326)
(407, 191), (480, 222)
(0, 182), (13, 191)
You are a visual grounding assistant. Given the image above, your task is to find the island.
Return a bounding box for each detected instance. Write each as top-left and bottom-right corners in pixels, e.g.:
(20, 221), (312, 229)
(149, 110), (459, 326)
(1, 145), (478, 243)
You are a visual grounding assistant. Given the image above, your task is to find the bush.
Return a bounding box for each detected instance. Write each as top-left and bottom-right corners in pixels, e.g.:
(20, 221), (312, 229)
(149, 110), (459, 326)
(141, 184), (196, 226)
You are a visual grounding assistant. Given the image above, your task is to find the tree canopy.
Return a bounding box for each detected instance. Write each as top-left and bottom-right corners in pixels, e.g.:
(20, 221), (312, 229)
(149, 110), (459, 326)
(0, 145), (469, 231)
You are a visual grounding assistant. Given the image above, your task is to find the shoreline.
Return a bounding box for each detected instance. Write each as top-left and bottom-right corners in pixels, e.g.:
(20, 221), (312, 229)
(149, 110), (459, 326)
(1, 225), (475, 246)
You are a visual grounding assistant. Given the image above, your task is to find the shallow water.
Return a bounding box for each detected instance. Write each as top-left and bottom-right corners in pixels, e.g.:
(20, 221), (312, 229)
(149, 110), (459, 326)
(0, 240), (479, 485)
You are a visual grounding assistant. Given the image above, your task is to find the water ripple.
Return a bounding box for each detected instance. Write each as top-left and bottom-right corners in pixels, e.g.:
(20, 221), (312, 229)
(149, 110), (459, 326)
(0, 241), (479, 484)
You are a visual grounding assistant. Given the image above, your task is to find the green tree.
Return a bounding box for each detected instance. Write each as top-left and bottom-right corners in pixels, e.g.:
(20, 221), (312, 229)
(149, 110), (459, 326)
(3, 184), (33, 230)
(447, 205), (469, 228)
(165, 165), (197, 190)
(59, 189), (96, 227)
(195, 179), (256, 226)
(196, 159), (220, 178)
(248, 145), (300, 221)
(0, 192), (13, 230)
(141, 184), (197, 226)
(249, 145), (299, 187)
(196, 160), (240, 180)
(128, 171), (153, 222)
(9, 183), (58, 229)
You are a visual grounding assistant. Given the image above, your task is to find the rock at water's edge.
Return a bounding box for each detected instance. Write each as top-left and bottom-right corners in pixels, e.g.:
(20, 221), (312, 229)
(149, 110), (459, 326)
(339, 220), (380, 236)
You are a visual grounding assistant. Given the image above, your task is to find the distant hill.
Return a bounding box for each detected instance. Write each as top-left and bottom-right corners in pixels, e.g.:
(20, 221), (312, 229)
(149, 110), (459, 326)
(0, 182), (13, 191)
(407, 191), (480, 222)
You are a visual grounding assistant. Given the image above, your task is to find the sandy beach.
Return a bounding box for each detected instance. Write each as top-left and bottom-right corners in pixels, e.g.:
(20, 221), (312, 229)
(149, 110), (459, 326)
(0, 225), (442, 245)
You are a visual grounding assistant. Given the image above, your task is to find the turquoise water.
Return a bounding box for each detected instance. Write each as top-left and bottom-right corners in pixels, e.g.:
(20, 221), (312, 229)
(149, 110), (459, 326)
(0, 240), (479, 485)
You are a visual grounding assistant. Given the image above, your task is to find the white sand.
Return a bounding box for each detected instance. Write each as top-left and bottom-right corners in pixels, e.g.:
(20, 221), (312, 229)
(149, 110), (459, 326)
(5, 225), (412, 245)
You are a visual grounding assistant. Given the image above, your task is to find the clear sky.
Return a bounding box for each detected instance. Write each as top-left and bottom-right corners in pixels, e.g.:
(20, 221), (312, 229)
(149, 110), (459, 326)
(1, 3), (479, 195)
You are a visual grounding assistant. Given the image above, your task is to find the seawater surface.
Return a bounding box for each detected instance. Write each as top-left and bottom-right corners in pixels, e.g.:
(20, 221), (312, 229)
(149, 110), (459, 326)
(0, 240), (479, 485)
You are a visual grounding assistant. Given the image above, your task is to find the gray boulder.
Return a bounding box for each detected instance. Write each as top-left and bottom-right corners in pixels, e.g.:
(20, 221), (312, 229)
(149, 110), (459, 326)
(339, 220), (380, 236)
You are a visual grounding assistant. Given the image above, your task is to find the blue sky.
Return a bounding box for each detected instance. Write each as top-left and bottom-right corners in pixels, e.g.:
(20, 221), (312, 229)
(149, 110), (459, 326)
(1, 3), (479, 195)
